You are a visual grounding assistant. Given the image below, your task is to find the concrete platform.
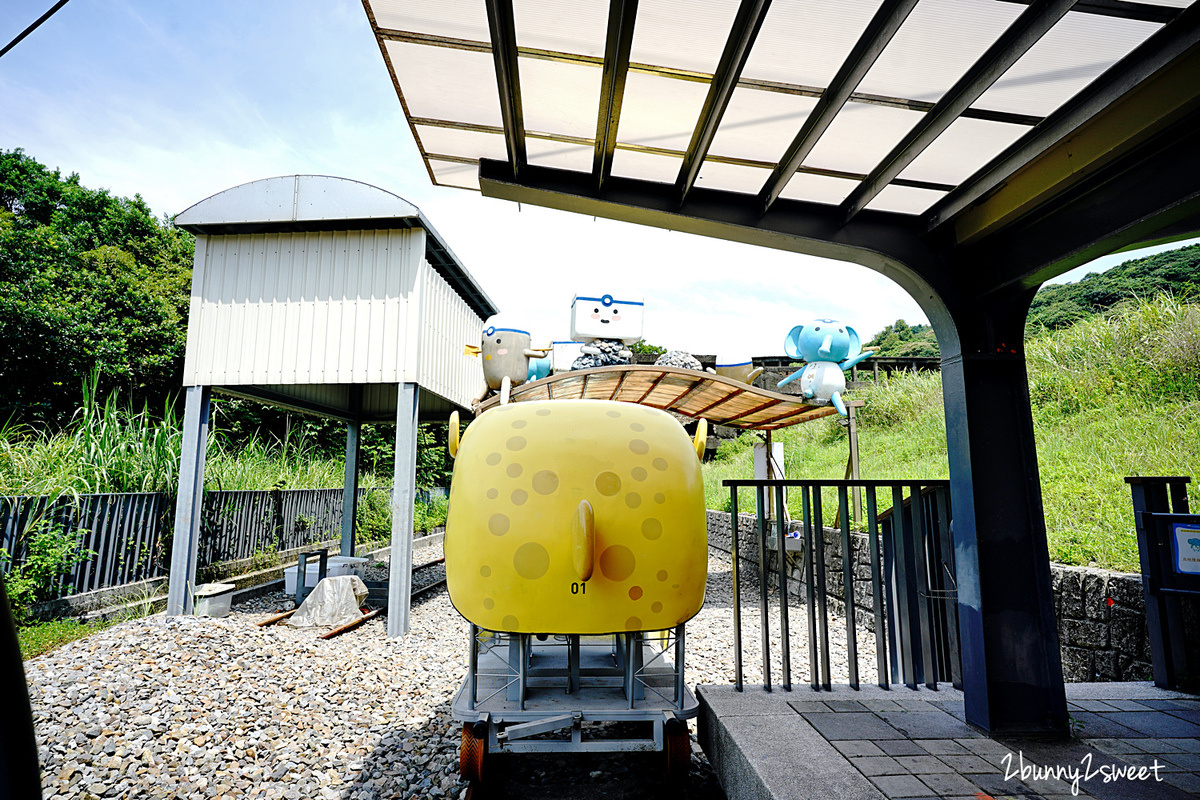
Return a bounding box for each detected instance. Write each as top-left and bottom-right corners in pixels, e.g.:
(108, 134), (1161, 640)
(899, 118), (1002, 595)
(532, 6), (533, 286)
(697, 682), (1200, 799)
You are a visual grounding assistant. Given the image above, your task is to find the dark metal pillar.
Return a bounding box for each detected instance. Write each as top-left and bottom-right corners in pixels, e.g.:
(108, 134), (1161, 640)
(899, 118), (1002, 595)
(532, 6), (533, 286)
(941, 290), (1068, 736)
(167, 385), (211, 616)
(0, 570), (42, 799)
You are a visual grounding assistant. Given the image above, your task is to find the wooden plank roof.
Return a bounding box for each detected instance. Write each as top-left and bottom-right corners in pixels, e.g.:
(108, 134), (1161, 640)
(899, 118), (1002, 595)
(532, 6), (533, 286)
(475, 365), (860, 431)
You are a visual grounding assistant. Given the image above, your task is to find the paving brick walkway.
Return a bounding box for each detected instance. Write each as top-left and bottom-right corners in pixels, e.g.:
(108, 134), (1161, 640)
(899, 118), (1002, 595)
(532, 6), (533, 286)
(699, 682), (1200, 799)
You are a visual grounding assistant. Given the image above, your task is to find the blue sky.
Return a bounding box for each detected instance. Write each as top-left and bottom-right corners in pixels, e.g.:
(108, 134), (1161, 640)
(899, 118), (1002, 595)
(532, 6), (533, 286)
(3, 1), (1194, 356)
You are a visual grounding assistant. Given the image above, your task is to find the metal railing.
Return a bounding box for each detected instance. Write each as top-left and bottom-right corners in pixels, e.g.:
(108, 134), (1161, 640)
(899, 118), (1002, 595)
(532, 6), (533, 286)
(0, 486), (396, 599)
(723, 479), (959, 692)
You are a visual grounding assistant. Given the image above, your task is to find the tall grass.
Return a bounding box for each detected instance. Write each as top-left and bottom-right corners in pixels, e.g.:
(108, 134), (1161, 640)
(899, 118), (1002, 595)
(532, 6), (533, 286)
(0, 383), (383, 497)
(701, 296), (1200, 572)
(0, 384), (181, 496)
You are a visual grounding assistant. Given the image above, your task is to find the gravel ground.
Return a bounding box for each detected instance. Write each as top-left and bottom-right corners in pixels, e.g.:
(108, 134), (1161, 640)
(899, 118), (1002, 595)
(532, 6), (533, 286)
(27, 544), (873, 800)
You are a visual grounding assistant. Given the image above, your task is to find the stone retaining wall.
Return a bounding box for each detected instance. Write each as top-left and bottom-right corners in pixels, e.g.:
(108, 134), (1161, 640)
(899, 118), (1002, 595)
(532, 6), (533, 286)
(706, 510), (1155, 683)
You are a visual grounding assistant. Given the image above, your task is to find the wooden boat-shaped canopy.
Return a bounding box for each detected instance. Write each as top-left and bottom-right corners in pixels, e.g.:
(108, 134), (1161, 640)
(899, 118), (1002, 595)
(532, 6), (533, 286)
(475, 365), (859, 431)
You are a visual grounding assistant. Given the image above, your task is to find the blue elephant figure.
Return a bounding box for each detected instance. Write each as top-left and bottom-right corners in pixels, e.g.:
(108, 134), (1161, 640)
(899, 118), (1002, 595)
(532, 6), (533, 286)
(527, 354), (552, 382)
(776, 318), (873, 416)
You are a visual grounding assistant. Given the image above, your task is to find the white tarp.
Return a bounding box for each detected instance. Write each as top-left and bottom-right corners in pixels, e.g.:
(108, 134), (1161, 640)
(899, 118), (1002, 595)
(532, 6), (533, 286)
(286, 575), (369, 628)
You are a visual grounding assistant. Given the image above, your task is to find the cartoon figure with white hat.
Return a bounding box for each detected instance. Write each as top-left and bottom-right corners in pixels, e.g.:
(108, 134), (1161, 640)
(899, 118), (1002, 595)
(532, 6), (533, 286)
(464, 316), (550, 404)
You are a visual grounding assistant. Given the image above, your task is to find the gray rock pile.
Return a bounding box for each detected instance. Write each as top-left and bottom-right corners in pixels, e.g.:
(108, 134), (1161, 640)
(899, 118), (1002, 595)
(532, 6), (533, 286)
(654, 350), (703, 371)
(570, 339), (630, 370)
(27, 545), (869, 799)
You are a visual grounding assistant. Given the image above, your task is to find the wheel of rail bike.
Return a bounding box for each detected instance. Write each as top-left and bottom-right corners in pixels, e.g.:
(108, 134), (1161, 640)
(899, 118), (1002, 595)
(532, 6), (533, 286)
(460, 722), (488, 784)
(663, 720), (690, 780)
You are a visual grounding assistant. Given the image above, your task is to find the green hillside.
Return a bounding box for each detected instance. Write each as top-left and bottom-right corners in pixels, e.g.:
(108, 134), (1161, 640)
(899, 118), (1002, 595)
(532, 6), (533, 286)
(703, 295), (1200, 572)
(1028, 243), (1200, 331)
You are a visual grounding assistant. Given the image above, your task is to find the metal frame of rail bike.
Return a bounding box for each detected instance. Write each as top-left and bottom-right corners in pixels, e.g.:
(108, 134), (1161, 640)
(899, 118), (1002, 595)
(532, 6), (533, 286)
(451, 622), (695, 755)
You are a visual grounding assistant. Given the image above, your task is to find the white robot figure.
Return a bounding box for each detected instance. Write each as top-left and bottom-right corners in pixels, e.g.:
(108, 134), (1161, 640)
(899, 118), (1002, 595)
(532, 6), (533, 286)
(569, 293), (644, 369)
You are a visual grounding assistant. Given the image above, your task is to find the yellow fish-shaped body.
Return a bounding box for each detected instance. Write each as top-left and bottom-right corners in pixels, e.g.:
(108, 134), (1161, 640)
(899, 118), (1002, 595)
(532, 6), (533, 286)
(445, 400), (707, 635)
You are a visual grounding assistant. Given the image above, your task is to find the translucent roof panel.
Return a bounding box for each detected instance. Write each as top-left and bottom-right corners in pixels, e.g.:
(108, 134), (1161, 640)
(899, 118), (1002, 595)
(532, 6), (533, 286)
(429, 159), (480, 191)
(628, 0), (742, 74)
(898, 117), (1029, 186)
(973, 12), (1161, 117)
(865, 183), (946, 215)
(695, 161), (771, 195)
(514, 0), (609, 57)
(369, 0), (491, 40)
(856, 0), (1024, 104)
(741, 0), (885, 88)
(528, 138), (594, 172)
(779, 172), (860, 206)
(386, 42), (502, 127)
(804, 102), (923, 175)
(415, 125), (507, 162)
(707, 87), (817, 164)
(616, 72), (710, 152)
(519, 57), (603, 139)
(611, 149), (683, 184)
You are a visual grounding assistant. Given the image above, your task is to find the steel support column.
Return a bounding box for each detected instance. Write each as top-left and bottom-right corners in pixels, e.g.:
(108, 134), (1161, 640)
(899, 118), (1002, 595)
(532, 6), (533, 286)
(387, 383), (420, 638)
(340, 386), (363, 557)
(167, 385), (212, 616)
(941, 291), (1068, 736)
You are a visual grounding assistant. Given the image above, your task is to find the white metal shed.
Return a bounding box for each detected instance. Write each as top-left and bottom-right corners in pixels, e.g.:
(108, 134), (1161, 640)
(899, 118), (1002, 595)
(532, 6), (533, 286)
(167, 175), (497, 636)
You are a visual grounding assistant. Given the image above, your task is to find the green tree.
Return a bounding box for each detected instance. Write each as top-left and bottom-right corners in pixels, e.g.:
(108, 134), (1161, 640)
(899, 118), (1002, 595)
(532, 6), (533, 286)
(0, 149), (194, 426)
(864, 319), (939, 358)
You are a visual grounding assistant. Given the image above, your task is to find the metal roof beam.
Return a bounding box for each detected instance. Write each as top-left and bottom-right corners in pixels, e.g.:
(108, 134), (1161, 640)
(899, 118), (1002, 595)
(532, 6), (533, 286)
(839, 0), (1077, 225)
(759, 0), (919, 214)
(925, 3), (1200, 238)
(676, 0), (773, 205)
(998, 0), (1181, 24)
(594, 0), (639, 192)
(958, 107), (1200, 296)
(484, 0), (527, 179)
(378, 30), (1045, 127)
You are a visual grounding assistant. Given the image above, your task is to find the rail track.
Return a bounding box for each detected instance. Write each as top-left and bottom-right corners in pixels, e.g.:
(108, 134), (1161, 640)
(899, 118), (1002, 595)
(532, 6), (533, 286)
(256, 555), (447, 634)
(410, 556), (446, 598)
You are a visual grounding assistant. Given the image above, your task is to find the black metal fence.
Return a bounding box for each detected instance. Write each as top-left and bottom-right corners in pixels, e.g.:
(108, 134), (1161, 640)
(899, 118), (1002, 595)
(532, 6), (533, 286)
(0, 487), (393, 599)
(724, 479), (959, 692)
(0, 493), (170, 598)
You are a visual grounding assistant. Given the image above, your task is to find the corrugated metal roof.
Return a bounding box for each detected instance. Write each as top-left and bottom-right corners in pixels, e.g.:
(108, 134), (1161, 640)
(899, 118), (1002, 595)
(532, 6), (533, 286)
(176, 175), (498, 320)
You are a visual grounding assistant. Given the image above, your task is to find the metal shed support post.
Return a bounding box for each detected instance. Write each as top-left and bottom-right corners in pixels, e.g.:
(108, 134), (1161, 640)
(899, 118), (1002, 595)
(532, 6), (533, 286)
(340, 386), (363, 557)
(166, 385), (212, 616)
(387, 383), (420, 638)
(941, 291), (1068, 736)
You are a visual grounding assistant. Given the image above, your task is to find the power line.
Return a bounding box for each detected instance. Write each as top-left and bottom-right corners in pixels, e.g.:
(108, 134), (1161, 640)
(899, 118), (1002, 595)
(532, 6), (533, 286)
(0, 0), (71, 60)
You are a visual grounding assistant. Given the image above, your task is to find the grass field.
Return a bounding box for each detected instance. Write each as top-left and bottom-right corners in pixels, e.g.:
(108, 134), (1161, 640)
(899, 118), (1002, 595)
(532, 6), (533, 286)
(701, 296), (1200, 573)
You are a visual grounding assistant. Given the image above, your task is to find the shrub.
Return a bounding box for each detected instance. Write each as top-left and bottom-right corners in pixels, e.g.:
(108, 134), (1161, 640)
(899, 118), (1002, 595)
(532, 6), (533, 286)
(1, 520), (95, 623)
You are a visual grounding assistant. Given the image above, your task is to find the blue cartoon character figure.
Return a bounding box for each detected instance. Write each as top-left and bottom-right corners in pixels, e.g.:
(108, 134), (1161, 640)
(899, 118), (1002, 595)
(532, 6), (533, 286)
(1189, 538), (1200, 552)
(776, 318), (873, 416)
